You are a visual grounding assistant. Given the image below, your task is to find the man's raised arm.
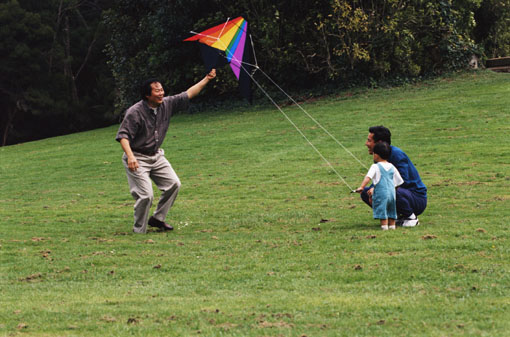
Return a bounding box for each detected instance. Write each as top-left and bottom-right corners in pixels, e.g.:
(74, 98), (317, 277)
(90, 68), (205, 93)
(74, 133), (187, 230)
(187, 69), (216, 99)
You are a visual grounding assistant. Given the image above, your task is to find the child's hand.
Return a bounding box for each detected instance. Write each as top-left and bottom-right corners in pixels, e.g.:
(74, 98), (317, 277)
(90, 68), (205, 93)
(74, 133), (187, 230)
(354, 187), (363, 193)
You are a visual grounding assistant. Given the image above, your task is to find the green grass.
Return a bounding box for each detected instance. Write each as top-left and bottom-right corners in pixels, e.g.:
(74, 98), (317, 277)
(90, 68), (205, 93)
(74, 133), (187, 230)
(1, 70), (509, 336)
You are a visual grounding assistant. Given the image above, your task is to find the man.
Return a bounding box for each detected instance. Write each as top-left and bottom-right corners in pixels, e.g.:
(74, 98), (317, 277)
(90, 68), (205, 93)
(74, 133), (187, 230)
(360, 126), (427, 227)
(116, 69), (216, 233)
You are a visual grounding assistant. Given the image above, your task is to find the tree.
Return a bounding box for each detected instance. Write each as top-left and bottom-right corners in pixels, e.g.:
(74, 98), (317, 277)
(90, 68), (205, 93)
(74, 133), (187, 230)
(0, 0), (114, 146)
(474, 0), (510, 58)
(0, 0), (55, 146)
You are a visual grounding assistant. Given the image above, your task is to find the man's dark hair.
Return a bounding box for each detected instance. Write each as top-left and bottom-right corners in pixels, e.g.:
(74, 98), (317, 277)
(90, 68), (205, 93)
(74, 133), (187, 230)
(369, 125), (391, 145)
(140, 78), (161, 100)
(373, 141), (392, 160)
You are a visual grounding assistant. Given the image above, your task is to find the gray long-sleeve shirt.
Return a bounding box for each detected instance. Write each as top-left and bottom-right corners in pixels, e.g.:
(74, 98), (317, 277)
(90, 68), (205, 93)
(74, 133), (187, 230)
(116, 92), (189, 155)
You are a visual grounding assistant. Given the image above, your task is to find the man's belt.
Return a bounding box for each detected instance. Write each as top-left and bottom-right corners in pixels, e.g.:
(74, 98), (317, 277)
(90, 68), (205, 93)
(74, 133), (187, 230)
(133, 149), (158, 156)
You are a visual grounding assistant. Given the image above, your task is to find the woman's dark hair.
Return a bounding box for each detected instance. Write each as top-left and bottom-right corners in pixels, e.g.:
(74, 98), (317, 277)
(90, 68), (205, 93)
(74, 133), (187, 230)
(373, 141), (392, 160)
(369, 125), (391, 145)
(140, 78), (161, 100)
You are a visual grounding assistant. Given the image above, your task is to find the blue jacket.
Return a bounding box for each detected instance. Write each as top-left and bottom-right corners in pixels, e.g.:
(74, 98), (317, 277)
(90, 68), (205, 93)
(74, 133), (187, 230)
(389, 146), (427, 198)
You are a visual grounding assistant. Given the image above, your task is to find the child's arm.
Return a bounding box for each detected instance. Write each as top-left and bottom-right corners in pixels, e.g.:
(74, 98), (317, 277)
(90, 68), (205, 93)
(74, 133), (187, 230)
(354, 176), (372, 193)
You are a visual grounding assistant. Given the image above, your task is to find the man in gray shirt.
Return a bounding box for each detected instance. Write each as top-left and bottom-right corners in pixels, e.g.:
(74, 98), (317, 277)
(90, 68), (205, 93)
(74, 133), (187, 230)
(116, 69), (216, 233)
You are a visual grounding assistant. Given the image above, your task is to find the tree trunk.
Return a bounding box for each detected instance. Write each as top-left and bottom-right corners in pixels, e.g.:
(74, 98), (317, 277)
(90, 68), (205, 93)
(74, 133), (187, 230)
(49, 0), (65, 73)
(64, 15), (79, 104)
(1, 105), (16, 147)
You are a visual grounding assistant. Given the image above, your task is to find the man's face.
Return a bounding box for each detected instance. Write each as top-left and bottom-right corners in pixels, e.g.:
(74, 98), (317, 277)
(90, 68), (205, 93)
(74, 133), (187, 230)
(146, 82), (165, 107)
(365, 133), (376, 155)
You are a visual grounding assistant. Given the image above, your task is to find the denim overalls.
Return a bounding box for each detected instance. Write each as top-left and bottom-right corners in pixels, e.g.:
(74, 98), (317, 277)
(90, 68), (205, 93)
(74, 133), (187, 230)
(372, 163), (397, 220)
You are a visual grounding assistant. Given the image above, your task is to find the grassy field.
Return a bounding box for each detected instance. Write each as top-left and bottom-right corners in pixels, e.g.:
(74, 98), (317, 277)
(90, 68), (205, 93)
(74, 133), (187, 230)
(1, 70), (509, 336)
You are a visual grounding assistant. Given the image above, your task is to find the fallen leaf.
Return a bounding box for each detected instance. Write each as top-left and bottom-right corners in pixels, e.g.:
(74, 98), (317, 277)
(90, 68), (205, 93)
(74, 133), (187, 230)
(422, 234), (437, 240)
(320, 219), (330, 223)
(17, 323), (28, 329)
(365, 235), (377, 239)
(19, 273), (42, 282)
(102, 316), (116, 323)
(153, 264), (162, 269)
(145, 239), (155, 244)
(258, 320), (293, 328)
(217, 322), (238, 330)
(354, 265), (362, 270)
(40, 250), (51, 258)
(272, 313), (293, 319)
(127, 318), (138, 324)
(476, 228), (487, 233)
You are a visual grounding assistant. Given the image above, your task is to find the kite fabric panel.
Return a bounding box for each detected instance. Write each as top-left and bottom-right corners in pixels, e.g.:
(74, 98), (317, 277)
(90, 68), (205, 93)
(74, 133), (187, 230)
(184, 17), (254, 103)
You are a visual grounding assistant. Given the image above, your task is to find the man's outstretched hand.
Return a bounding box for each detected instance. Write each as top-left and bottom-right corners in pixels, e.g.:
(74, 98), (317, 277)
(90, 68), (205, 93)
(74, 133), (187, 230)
(206, 68), (216, 80)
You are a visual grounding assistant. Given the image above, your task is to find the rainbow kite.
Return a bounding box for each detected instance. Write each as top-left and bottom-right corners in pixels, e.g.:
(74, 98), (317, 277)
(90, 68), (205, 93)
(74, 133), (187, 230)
(184, 17), (255, 102)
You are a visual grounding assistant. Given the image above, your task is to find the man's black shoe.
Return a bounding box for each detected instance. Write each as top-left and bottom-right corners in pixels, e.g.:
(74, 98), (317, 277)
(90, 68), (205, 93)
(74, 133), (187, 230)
(148, 216), (174, 231)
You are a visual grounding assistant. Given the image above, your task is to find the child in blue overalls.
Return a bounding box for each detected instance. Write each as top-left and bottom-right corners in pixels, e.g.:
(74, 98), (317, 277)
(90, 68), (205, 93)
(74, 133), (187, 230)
(355, 142), (403, 230)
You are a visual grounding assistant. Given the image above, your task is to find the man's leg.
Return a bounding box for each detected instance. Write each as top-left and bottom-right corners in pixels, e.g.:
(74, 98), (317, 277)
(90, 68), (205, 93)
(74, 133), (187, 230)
(360, 187), (372, 207)
(396, 188), (414, 218)
(123, 154), (154, 233)
(396, 188), (427, 217)
(413, 194), (427, 216)
(150, 153), (181, 223)
(396, 188), (427, 227)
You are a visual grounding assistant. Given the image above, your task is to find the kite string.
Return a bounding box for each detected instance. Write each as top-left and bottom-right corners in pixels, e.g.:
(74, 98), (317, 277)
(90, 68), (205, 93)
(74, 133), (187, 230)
(188, 27), (366, 170)
(246, 71), (355, 191)
(255, 66), (368, 170)
(187, 27), (360, 190)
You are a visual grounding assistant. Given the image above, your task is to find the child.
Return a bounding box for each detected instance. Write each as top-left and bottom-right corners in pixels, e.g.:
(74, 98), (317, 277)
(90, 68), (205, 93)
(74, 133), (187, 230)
(355, 141), (403, 230)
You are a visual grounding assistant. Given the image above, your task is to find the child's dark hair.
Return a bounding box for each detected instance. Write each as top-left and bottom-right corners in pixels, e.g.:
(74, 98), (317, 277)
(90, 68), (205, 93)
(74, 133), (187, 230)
(140, 78), (161, 100)
(373, 141), (392, 160)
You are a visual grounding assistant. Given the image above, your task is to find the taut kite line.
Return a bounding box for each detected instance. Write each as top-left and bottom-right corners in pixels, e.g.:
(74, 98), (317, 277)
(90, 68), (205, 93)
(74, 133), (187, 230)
(184, 17), (367, 191)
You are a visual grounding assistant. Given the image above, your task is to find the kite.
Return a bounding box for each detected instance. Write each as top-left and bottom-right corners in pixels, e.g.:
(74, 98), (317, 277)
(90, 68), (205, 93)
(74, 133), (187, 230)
(184, 16), (256, 103)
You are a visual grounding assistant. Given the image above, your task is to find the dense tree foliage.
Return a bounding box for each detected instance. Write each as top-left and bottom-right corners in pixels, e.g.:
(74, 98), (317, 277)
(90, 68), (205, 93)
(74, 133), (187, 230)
(103, 0), (499, 115)
(1, 0), (509, 145)
(474, 0), (510, 57)
(0, 0), (114, 146)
